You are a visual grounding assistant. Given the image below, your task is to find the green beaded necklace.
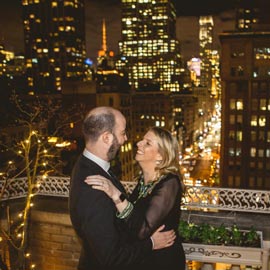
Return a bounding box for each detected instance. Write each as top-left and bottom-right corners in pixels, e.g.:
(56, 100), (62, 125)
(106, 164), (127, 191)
(134, 174), (165, 204)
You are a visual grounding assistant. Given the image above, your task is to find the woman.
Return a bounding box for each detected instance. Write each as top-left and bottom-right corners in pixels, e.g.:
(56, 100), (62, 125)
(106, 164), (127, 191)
(85, 127), (186, 269)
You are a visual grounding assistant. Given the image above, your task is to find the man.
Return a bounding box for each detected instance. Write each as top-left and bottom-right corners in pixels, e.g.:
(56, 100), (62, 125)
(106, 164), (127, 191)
(69, 106), (175, 270)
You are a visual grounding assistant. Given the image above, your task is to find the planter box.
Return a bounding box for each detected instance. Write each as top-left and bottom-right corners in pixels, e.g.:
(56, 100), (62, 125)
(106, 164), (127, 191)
(183, 242), (263, 266)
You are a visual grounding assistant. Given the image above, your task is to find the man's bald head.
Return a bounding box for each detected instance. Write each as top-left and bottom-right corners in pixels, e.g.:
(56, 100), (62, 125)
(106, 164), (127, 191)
(82, 107), (123, 143)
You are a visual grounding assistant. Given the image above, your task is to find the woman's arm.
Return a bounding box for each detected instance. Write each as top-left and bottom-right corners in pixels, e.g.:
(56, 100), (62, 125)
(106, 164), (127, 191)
(84, 175), (129, 213)
(128, 175), (181, 240)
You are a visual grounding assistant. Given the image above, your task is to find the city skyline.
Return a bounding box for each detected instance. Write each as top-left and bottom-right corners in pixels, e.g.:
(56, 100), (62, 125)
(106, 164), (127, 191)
(0, 0), (237, 62)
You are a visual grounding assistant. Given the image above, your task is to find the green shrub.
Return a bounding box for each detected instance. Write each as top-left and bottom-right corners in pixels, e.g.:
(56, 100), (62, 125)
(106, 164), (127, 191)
(178, 220), (261, 247)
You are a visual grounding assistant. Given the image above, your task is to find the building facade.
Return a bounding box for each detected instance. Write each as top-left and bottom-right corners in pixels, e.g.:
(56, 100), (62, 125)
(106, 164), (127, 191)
(219, 31), (270, 189)
(116, 0), (182, 91)
(22, 0), (90, 94)
(199, 16), (213, 92)
(220, 0), (270, 190)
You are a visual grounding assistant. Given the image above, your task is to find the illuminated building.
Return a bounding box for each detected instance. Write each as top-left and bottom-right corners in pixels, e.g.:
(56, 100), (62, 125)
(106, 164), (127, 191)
(187, 57), (201, 86)
(210, 50), (221, 99)
(116, 0), (183, 92)
(0, 45), (26, 95)
(22, 0), (90, 94)
(132, 92), (172, 139)
(219, 29), (270, 189)
(0, 45), (15, 76)
(199, 16), (213, 92)
(97, 19), (115, 69)
(235, 0), (270, 31)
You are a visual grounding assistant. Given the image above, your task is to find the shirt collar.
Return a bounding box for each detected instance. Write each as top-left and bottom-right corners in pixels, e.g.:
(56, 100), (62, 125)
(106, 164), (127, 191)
(83, 148), (110, 172)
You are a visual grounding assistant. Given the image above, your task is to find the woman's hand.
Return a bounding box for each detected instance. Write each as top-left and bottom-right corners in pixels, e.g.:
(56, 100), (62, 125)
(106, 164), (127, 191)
(84, 175), (121, 201)
(151, 225), (176, 250)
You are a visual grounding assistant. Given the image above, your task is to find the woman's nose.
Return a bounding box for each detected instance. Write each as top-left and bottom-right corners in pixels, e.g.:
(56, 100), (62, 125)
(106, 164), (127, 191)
(137, 140), (143, 147)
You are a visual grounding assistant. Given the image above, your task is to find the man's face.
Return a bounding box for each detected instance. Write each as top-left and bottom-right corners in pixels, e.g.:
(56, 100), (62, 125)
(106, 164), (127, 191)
(107, 112), (127, 160)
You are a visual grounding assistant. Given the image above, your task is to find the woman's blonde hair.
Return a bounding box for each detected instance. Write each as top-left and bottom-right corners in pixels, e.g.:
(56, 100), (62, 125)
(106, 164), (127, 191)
(148, 126), (180, 177)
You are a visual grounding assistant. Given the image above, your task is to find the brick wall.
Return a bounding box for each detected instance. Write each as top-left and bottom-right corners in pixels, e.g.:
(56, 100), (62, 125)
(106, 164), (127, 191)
(29, 210), (80, 270)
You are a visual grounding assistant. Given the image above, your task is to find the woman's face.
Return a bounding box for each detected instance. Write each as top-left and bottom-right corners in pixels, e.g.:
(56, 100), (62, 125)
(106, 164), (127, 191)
(135, 131), (162, 164)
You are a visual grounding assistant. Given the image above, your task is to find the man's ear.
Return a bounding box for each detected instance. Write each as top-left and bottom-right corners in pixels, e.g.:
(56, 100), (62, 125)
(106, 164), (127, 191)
(102, 131), (113, 145)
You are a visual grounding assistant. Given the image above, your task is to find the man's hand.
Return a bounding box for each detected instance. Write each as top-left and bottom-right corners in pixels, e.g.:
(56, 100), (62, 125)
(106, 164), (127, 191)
(151, 225), (176, 250)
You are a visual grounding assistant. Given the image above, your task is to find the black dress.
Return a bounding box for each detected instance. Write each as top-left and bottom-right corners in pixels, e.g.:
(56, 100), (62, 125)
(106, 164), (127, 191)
(124, 173), (186, 270)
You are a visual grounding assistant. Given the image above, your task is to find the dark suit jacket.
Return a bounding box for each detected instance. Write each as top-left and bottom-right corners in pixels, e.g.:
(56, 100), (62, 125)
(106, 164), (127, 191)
(69, 154), (152, 270)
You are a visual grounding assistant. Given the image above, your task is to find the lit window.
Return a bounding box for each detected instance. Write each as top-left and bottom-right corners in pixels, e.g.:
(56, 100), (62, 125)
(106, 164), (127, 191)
(258, 116), (266, 126)
(236, 131), (242, 141)
(236, 148), (241, 156)
(236, 100), (243, 110)
(250, 148), (256, 157)
(260, 99), (266, 110)
(228, 148), (234, 156)
(250, 115), (257, 126)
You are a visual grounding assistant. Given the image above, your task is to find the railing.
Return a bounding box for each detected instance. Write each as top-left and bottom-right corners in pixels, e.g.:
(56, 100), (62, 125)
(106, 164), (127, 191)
(1, 176), (270, 214)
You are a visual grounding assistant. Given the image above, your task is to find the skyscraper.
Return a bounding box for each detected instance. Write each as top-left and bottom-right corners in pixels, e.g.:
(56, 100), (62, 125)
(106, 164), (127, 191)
(22, 0), (90, 94)
(116, 0), (182, 92)
(199, 16), (213, 92)
(219, 1), (270, 190)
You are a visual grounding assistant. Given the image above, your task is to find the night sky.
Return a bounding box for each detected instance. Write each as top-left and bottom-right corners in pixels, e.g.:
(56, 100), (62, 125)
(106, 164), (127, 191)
(0, 0), (237, 61)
